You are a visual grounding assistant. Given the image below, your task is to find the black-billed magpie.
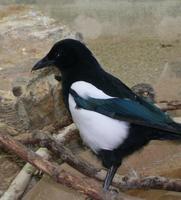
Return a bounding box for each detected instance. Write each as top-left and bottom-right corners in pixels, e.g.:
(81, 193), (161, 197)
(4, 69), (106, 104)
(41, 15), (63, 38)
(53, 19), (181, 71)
(32, 39), (181, 191)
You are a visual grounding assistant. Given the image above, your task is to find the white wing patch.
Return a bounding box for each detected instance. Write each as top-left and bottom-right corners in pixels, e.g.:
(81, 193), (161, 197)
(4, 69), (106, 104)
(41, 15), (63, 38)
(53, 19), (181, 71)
(70, 81), (112, 99)
(68, 81), (129, 153)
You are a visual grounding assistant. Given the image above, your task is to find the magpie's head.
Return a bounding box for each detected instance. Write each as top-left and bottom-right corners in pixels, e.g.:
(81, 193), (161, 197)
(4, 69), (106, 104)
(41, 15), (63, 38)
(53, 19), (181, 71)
(32, 39), (95, 73)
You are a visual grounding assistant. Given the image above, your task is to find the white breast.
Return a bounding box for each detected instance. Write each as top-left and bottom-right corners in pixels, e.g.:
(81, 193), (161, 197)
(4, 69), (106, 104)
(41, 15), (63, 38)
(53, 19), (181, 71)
(68, 81), (129, 153)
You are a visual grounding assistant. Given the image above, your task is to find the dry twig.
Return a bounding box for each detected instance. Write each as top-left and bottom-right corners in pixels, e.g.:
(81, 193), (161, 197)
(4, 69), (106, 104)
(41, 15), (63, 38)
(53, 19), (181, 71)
(0, 148), (50, 200)
(156, 100), (181, 111)
(0, 123), (79, 147)
(42, 137), (181, 193)
(0, 132), (141, 200)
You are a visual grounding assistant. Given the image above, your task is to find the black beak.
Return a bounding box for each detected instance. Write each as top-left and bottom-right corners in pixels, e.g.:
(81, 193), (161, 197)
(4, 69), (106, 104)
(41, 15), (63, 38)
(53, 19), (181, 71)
(32, 56), (55, 71)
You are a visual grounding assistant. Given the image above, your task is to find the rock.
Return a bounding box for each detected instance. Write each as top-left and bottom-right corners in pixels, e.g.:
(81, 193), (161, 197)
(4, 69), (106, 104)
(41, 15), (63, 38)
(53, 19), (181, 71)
(0, 6), (83, 131)
(15, 99), (31, 130)
(14, 68), (70, 129)
(0, 90), (14, 102)
(0, 122), (19, 136)
(0, 4), (78, 100)
(0, 4), (81, 129)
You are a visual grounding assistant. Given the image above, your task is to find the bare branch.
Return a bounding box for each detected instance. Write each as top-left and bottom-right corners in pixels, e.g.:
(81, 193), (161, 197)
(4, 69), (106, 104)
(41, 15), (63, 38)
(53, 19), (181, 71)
(113, 175), (181, 192)
(43, 137), (181, 193)
(0, 132), (141, 200)
(1, 148), (50, 200)
(3, 123), (79, 146)
(156, 100), (181, 111)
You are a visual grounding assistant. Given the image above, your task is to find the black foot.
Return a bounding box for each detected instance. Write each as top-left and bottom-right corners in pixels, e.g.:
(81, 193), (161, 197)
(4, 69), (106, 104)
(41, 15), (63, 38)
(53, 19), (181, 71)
(103, 165), (118, 192)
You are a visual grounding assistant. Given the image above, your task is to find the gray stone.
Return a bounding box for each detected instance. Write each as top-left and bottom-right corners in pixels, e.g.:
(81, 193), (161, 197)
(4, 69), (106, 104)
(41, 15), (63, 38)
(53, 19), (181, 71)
(14, 68), (70, 129)
(26, 70), (72, 130)
(0, 122), (19, 136)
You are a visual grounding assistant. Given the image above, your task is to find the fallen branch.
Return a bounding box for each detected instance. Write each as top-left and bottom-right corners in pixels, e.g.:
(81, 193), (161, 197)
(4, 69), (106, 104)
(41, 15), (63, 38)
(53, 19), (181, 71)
(1, 148), (50, 200)
(43, 137), (181, 193)
(43, 139), (99, 178)
(1, 122), (181, 196)
(0, 132), (141, 200)
(112, 175), (181, 192)
(52, 123), (78, 143)
(13, 132), (43, 145)
(1, 121), (181, 194)
(2, 123), (79, 147)
(157, 100), (181, 111)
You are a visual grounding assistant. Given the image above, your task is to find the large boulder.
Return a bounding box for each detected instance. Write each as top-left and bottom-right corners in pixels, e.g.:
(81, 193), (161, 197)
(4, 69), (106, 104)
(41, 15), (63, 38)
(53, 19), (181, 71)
(14, 68), (70, 130)
(0, 5), (79, 130)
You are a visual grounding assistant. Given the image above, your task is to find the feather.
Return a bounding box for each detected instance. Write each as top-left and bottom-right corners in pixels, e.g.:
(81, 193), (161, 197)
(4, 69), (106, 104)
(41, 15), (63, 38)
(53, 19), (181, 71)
(70, 89), (181, 135)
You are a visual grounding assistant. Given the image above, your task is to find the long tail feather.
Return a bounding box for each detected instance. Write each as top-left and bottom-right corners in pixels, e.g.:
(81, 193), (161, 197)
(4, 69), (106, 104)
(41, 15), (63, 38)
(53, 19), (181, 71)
(152, 122), (181, 141)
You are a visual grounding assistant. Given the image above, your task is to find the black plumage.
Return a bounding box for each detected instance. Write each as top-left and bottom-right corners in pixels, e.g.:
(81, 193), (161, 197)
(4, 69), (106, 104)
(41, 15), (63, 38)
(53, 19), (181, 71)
(32, 39), (181, 191)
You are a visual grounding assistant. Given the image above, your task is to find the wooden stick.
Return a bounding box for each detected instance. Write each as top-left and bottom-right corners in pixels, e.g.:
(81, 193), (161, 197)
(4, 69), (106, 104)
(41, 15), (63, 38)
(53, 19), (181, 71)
(2, 120), (181, 193)
(1, 122), (181, 195)
(2, 123), (79, 147)
(43, 139), (99, 178)
(113, 175), (181, 192)
(43, 138), (181, 193)
(1, 148), (50, 200)
(156, 100), (181, 111)
(52, 123), (78, 143)
(0, 133), (140, 200)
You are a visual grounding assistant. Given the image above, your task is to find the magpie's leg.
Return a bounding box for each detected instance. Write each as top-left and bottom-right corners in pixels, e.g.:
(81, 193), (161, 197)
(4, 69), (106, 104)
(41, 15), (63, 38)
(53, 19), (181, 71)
(103, 165), (118, 192)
